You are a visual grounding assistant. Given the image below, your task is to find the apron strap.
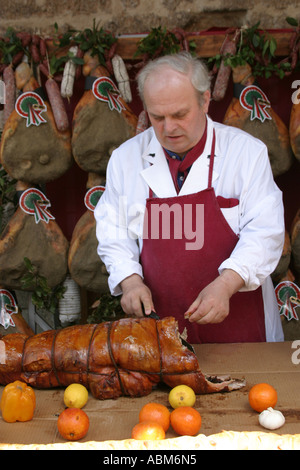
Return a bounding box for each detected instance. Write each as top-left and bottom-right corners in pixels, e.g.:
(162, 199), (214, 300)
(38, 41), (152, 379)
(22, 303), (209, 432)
(207, 129), (216, 189)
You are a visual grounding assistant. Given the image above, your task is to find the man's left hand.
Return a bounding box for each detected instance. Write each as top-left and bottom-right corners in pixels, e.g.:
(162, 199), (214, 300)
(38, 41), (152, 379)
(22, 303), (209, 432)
(184, 269), (245, 324)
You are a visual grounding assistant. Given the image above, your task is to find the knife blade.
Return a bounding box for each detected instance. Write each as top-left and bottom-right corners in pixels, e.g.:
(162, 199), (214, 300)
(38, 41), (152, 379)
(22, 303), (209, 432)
(143, 308), (195, 353)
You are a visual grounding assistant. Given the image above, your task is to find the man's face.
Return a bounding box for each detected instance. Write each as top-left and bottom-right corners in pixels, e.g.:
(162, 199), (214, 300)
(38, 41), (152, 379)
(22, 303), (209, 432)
(143, 67), (210, 156)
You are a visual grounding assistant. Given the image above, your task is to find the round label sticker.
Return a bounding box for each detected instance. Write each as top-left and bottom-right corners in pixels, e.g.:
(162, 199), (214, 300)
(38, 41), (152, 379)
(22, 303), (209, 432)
(19, 188), (55, 224)
(239, 85), (271, 122)
(15, 91), (47, 127)
(92, 77), (124, 113)
(0, 289), (18, 329)
(275, 281), (300, 321)
(84, 186), (106, 211)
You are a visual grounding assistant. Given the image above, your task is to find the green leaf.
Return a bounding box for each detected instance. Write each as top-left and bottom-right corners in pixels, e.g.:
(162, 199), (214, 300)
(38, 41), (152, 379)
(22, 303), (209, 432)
(32, 296), (44, 309)
(23, 257), (34, 272)
(286, 17), (298, 27)
(262, 39), (269, 57)
(21, 272), (34, 284)
(34, 287), (44, 298)
(70, 56), (84, 65)
(269, 38), (277, 57)
(252, 33), (260, 48)
(79, 41), (90, 51)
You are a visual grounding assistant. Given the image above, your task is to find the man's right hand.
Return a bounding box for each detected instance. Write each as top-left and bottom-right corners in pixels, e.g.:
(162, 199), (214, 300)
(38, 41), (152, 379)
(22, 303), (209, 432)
(120, 274), (155, 317)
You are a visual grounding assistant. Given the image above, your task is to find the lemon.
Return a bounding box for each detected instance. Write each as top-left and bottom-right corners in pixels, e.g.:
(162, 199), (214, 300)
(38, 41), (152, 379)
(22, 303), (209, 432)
(168, 385), (196, 409)
(64, 383), (89, 409)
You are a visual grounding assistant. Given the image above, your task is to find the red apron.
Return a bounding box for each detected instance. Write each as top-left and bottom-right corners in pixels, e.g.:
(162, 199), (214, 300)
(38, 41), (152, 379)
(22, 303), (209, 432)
(140, 131), (266, 343)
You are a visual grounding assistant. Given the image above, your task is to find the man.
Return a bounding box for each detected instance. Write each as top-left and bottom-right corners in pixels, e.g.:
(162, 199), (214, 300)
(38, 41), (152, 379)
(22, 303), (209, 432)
(95, 52), (285, 343)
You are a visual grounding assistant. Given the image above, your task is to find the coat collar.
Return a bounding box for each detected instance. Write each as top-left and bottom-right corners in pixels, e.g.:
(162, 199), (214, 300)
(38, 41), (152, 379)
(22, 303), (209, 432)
(140, 116), (219, 197)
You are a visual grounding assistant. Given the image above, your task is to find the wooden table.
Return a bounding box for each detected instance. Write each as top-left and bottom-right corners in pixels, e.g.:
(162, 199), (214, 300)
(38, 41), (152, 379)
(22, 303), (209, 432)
(0, 341), (299, 446)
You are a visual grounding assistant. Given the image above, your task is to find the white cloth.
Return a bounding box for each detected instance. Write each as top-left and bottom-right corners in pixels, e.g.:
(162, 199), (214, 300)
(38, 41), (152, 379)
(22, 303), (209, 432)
(95, 116), (285, 342)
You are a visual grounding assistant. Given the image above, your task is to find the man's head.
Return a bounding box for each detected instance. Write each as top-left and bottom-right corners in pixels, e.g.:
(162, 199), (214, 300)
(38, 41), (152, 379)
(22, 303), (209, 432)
(137, 52), (211, 156)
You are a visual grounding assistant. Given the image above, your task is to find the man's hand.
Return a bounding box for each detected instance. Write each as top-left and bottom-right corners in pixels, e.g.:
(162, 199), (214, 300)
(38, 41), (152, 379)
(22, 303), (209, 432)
(120, 274), (155, 317)
(184, 270), (245, 324)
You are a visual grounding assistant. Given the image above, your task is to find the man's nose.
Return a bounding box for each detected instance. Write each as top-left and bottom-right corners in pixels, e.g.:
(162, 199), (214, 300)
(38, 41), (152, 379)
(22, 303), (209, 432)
(164, 118), (177, 134)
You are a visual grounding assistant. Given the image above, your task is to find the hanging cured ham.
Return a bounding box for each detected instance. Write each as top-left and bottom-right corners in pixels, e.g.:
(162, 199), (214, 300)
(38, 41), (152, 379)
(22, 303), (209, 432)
(0, 287), (34, 336)
(291, 209), (300, 281)
(0, 61), (70, 331)
(68, 173), (108, 293)
(0, 63), (72, 184)
(71, 52), (137, 174)
(223, 63), (293, 177)
(0, 186), (68, 291)
(0, 316), (245, 399)
(290, 101), (300, 161)
(271, 231), (292, 284)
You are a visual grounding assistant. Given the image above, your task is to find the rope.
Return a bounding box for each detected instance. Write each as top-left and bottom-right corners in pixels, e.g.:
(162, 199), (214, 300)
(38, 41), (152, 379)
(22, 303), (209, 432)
(107, 321), (126, 395)
(51, 329), (61, 387)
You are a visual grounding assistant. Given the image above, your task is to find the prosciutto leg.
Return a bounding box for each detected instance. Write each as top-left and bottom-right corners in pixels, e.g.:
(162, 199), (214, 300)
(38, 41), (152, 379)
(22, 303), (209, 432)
(0, 317), (245, 399)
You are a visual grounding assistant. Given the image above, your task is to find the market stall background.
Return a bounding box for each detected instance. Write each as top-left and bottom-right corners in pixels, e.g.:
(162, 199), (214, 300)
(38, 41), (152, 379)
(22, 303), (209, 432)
(0, 17), (299, 333)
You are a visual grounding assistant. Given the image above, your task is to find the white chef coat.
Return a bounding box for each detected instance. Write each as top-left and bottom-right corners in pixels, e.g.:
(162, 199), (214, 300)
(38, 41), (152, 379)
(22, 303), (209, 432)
(95, 115), (285, 342)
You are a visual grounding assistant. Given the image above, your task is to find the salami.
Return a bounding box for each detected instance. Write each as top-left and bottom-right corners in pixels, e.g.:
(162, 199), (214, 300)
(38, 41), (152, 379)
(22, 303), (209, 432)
(60, 46), (78, 100)
(45, 77), (69, 132)
(212, 36), (237, 102)
(39, 38), (47, 59)
(30, 44), (40, 64)
(111, 54), (132, 102)
(135, 109), (149, 135)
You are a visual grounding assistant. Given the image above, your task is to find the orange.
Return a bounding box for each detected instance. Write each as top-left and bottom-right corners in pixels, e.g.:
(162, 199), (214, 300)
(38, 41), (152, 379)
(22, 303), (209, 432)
(139, 402), (170, 431)
(248, 383), (278, 412)
(170, 406), (202, 436)
(57, 407), (90, 441)
(131, 421), (165, 440)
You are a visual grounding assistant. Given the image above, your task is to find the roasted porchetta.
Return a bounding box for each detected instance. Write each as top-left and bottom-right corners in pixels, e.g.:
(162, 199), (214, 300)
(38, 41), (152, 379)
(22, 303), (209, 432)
(0, 317), (245, 399)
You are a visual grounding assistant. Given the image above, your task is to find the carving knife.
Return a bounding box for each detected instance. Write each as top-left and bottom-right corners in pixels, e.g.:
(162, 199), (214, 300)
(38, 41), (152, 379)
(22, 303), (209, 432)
(145, 309), (195, 353)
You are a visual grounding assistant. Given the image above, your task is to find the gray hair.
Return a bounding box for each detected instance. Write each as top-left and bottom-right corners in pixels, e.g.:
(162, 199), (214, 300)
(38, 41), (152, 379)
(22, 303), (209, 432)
(137, 52), (211, 106)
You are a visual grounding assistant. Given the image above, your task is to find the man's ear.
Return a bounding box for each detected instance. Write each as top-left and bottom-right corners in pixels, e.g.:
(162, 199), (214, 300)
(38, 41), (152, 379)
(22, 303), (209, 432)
(202, 90), (211, 114)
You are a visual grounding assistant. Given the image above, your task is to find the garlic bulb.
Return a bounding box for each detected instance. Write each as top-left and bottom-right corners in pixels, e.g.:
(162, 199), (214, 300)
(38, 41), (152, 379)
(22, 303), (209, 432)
(258, 407), (285, 430)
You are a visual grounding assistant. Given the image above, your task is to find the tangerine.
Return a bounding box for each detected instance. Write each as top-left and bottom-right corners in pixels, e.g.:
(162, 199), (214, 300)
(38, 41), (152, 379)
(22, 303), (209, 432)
(139, 402), (170, 431)
(57, 407), (90, 441)
(131, 421), (165, 440)
(248, 383), (278, 412)
(170, 406), (202, 436)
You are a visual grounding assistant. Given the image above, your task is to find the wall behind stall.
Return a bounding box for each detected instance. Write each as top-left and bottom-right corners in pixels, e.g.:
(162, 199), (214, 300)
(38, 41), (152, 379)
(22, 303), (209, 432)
(0, 0), (299, 34)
